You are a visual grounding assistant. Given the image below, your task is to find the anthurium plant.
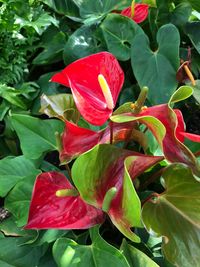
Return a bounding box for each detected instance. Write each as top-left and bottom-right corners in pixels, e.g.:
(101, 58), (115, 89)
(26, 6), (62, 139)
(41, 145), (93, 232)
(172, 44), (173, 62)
(0, 1), (200, 267)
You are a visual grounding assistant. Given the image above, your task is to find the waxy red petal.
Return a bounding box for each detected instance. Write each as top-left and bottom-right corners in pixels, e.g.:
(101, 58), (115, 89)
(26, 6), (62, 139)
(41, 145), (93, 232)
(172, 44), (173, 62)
(121, 4), (149, 23)
(60, 121), (136, 163)
(174, 109), (200, 142)
(72, 145), (163, 241)
(138, 105), (197, 168)
(25, 172), (104, 229)
(51, 52), (124, 125)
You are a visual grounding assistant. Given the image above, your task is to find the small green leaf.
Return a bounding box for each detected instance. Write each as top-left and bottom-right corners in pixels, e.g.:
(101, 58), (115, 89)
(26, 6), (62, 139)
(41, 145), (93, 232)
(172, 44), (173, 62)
(169, 85), (193, 104)
(40, 93), (79, 122)
(131, 24), (180, 104)
(142, 163), (200, 267)
(11, 114), (64, 159)
(120, 239), (159, 267)
(0, 156), (40, 197)
(53, 227), (130, 267)
(101, 13), (143, 61)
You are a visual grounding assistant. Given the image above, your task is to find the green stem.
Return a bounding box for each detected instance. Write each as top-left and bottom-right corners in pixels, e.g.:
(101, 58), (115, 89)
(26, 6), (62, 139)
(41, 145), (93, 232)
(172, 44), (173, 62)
(132, 86), (149, 114)
(102, 187), (117, 212)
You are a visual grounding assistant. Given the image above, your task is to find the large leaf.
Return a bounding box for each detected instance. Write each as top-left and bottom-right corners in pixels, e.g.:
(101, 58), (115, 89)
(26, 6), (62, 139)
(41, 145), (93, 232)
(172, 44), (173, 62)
(120, 239), (159, 267)
(33, 31), (67, 65)
(79, 0), (117, 22)
(11, 114), (64, 159)
(100, 13), (143, 61)
(131, 24), (180, 104)
(72, 144), (163, 241)
(0, 236), (46, 267)
(142, 163), (200, 267)
(41, 0), (81, 20)
(0, 156), (40, 197)
(63, 25), (105, 65)
(53, 227), (130, 267)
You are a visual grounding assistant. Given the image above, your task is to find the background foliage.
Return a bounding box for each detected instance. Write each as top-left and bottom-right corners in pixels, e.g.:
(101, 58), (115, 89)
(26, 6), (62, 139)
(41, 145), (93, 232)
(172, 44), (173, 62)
(0, 0), (200, 266)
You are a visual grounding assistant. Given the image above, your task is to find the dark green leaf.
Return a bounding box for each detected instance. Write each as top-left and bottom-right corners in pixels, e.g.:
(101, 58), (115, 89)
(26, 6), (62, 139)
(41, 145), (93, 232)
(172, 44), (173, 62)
(41, 0), (81, 20)
(101, 13), (143, 61)
(185, 22), (200, 55)
(63, 25), (105, 65)
(0, 155), (40, 197)
(131, 24), (180, 104)
(0, 236), (46, 267)
(5, 174), (37, 226)
(11, 114), (64, 159)
(33, 32), (66, 65)
(79, 0), (117, 22)
(142, 163), (200, 267)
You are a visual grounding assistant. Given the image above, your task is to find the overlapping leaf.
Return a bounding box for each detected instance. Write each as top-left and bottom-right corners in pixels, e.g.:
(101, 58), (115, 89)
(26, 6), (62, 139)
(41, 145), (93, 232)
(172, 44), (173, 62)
(142, 163), (200, 267)
(100, 14), (143, 61)
(11, 114), (64, 159)
(131, 24), (180, 104)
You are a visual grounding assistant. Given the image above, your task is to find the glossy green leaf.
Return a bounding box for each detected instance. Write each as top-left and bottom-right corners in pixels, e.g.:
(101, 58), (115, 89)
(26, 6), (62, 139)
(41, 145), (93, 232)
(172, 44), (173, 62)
(33, 31), (66, 65)
(170, 2), (192, 27)
(79, 0), (116, 21)
(100, 13), (143, 61)
(142, 163), (200, 267)
(40, 94), (79, 122)
(0, 156), (40, 197)
(53, 227), (130, 267)
(121, 239), (159, 267)
(131, 24), (180, 104)
(41, 0), (80, 20)
(169, 85), (193, 104)
(0, 236), (46, 267)
(11, 114), (64, 159)
(5, 174), (37, 226)
(0, 216), (37, 239)
(185, 22), (200, 55)
(63, 25), (105, 65)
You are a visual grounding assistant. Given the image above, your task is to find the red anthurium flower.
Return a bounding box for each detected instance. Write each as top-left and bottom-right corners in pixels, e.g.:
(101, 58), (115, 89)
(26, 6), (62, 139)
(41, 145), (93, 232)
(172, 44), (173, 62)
(51, 52), (124, 126)
(121, 3), (149, 23)
(111, 99), (200, 174)
(72, 144), (163, 241)
(60, 120), (138, 163)
(25, 172), (104, 229)
(120, 105), (200, 170)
